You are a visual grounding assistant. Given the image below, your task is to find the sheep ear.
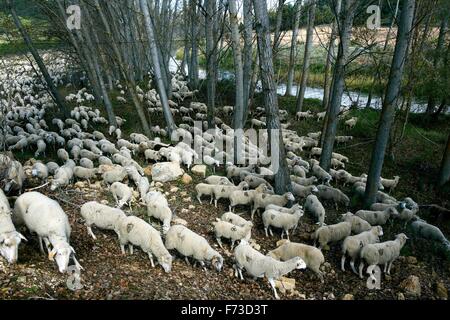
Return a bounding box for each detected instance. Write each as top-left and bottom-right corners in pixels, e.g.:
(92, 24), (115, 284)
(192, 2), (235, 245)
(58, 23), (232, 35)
(17, 232), (27, 242)
(48, 249), (57, 261)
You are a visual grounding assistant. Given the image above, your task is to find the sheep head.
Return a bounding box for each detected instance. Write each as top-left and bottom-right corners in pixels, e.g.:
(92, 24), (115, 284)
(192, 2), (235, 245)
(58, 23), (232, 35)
(211, 254), (224, 272)
(158, 254), (173, 273)
(48, 243), (74, 274)
(0, 231), (26, 264)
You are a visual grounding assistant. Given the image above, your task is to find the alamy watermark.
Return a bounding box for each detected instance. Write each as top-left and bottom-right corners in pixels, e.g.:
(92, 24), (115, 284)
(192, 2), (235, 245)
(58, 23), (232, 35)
(366, 5), (381, 30)
(66, 5), (81, 31)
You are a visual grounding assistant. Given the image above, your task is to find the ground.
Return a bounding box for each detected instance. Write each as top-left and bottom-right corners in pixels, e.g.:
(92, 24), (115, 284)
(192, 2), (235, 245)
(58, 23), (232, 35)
(1, 91), (449, 300)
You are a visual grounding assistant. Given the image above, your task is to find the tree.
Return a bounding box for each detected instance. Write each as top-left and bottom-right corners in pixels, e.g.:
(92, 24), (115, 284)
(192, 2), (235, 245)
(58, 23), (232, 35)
(285, 0), (303, 97)
(438, 133), (450, 186)
(253, 0), (292, 195)
(295, 0), (316, 113)
(364, 0), (416, 207)
(242, 0), (253, 123)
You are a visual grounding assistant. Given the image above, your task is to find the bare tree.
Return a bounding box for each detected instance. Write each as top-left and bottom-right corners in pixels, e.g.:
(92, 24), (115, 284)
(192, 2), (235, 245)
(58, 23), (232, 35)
(438, 133), (450, 186)
(205, 0), (218, 129)
(242, 0), (253, 122)
(364, 0), (416, 207)
(285, 0), (303, 97)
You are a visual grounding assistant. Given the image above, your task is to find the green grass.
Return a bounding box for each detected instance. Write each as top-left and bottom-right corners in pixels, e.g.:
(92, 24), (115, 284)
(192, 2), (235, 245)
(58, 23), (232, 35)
(0, 40), (64, 56)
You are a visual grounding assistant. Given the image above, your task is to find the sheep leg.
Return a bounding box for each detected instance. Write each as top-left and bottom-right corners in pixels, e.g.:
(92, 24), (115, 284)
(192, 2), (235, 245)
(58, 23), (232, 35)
(383, 263), (388, 273)
(340, 255), (346, 272)
(199, 261), (207, 272)
(264, 227), (269, 237)
(148, 253), (155, 268)
(230, 241), (235, 251)
(43, 238), (51, 254)
(269, 227), (274, 237)
(86, 225), (97, 240)
(185, 256), (191, 266)
(197, 195), (202, 204)
(358, 262), (364, 279)
(268, 278), (280, 300)
(120, 244), (126, 255)
(129, 245), (134, 255)
(216, 237), (224, 250)
(38, 236), (45, 255)
(214, 198), (218, 208)
(285, 229), (290, 240)
(387, 260), (395, 275)
(350, 260), (358, 275)
(239, 269), (244, 280)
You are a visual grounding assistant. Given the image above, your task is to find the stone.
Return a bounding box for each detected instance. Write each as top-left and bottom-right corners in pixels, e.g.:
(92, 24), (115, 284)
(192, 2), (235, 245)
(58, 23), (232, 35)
(276, 239), (289, 247)
(170, 187), (179, 193)
(151, 162), (184, 182)
(275, 277), (296, 294)
(181, 209), (189, 214)
(182, 197), (191, 202)
(188, 205), (195, 210)
(74, 181), (86, 188)
(341, 294), (354, 300)
(405, 256), (417, 265)
(173, 218), (188, 226)
(435, 282), (448, 300)
(400, 275), (421, 298)
(155, 182), (164, 188)
(181, 174), (193, 184)
(144, 166), (152, 177)
(100, 200), (109, 205)
(397, 292), (405, 300)
(191, 165), (207, 178)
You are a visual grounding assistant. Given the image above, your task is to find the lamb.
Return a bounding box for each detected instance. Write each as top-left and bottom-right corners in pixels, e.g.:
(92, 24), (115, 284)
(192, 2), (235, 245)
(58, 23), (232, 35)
(117, 216), (172, 273)
(355, 207), (398, 226)
(380, 176), (400, 193)
(410, 220), (450, 250)
(341, 212), (372, 234)
(203, 155), (220, 172)
(195, 183), (216, 204)
(212, 219), (253, 249)
(50, 165), (73, 191)
(291, 183), (318, 198)
(312, 222), (352, 249)
(165, 225), (223, 271)
(137, 176), (150, 202)
(205, 175), (234, 186)
(31, 162), (49, 180)
(80, 201), (126, 240)
(341, 226), (383, 274)
(79, 158), (94, 169)
(110, 182), (133, 209)
(220, 211), (253, 228)
(213, 181), (249, 208)
(73, 166), (98, 184)
(13, 192), (81, 273)
(233, 239), (306, 299)
(251, 192), (295, 220)
(344, 117), (357, 129)
(358, 233), (408, 278)
(267, 240), (324, 282)
(312, 164), (332, 185)
(304, 195), (326, 226)
(262, 209), (303, 239)
(316, 184), (350, 209)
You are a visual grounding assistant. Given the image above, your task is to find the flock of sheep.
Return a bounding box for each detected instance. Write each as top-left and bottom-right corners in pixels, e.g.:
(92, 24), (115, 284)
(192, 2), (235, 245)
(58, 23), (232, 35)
(1, 52), (450, 299)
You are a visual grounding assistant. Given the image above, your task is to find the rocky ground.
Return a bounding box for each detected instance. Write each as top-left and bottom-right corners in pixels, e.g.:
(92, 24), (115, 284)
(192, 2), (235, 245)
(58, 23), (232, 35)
(0, 165), (449, 301)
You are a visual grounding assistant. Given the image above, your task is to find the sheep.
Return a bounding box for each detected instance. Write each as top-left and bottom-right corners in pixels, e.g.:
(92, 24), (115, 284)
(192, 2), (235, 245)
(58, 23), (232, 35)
(220, 211), (253, 228)
(244, 175), (272, 189)
(403, 197), (419, 210)
(110, 182), (133, 209)
(102, 166), (127, 185)
(341, 226), (383, 274)
(233, 239), (306, 300)
(312, 222), (352, 249)
(205, 175), (234, 186)
(316, 184), (350, 209)
(355, 207), (398, 226)
(251, 192), (295, 220)
(117, 216), (172, 273)
(212, 219), (252, 250)
(80, 201), (126, 240)
(304, 195), (326, 226)
(312, 164), (332, 185)
(13, 192), (81, 273)
(50, 166), (73, 191)
(143, 191), (169, 208)
(291, 183), (318, 198)
(79, 158), (94, 169)
(335, 136), (353, 144)
(410, 220), (450, 250)
(35, 139), (46, 157)
(203, 155), (220, 172)
(380, 176), (400, 193)
(144, 149), (161, 162)
(345, 117), (357, 129)
(137, 176), (150, 202)
(397, 207), (419, 227)
(147, 201), (172, 234)
(370, 202), (399, 212)
(296, 110), (313, 121)
(265, 203), (303, 214)
(165, 225), (223, 272)
(290, 176), (317, 186)
(31, 162), (49, 180)
(57, 148), (69, 162)
(195, 183), (216, 204)
(341, 212), (372, 234)
(73, 166), (98, 184)
(46, 162), (59, 175)
(262, 209), (303, 239)
(98, 156), (113, 166)
(267, 240), (324, 282)
(358, 233), (408, 279)
(212, 181), (249, 208)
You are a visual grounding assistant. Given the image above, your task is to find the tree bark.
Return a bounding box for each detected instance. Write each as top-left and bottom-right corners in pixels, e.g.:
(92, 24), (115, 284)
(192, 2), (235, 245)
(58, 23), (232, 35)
(363, 0), (416, 207)
(438, 133), (450, 186)
(295, 0), (316, 113)
(285, 0), (303, 97)
(205, 0), (217, 129)
(253, 0), (292, 195)
(242, 0), (253, 123)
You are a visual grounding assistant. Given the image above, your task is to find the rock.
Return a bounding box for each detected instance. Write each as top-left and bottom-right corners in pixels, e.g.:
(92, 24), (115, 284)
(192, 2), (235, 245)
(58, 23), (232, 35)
(155, 182), (164, 188)
(180, 191), (188, 197)
(170, 187), (179, 193)
(100, 200), (109, 205)
(435, 282), (448, 300)
(405, 256), (417, 265)
(182, 197), (191, 202)
(181, 209), (189, 214)
(341, 294), (354, 300)
(91, 181), (102, 190)
(181, 174), (193, 185)
(17, 276), (27, 283)
(151, 162), (184, 182)
(144, 166), (152, 176)
(173, 218), (188, 226)
(74, 181), (86, 188)
(275, 277), (296, 294)
(397, 292), (405, 300)
(132, 191), (140, 199)
(188, 205), (195, 210)
(326, 293), (335, 300)
(276, 239), (289, 247)
(248, 239), (261, 251)
(400, 275), (421, 298)
(191, 165), (207, 178)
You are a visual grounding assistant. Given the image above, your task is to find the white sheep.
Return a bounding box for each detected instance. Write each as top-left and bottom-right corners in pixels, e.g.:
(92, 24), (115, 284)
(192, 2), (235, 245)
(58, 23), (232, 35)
(110, 182), (133, 209)
(262, 208), (303, 239)
(251, 192), (295, 219)
(79, 158), (94, 169)
(103, 166), (127, 185)
(267, 240), (324, 282)
(137, 176), (150, 202)
(212, 181), (249, 208)
(355, 207), (398, 226)
(50, 165), (73, 191)
(316, 184), (350, 209)
(220, 211), (253, 228)
(195, 183), (216, 204)
(358, 233), (408, 278)
(117, 216), (172, 273)
(410, 220), (450, 250)
(312, 222), (352, 249)
(73, 166), (98, 184)
(312, 164), (332, 185)
(341, 226), (383, 274)
(205, 175), (234, 186)
(80, 201), (126, 240)
(147, 201), (172, 234)
(304, 195), (326, 226)
(212, 219), (252, 249)
(341, 212), (372, 234)
(291, 183), (318, 198)
(233, 239), (306, 299)
(380, 176), (400, 193)
(165, 225), (223, 271)
(31, 162), (49, 181)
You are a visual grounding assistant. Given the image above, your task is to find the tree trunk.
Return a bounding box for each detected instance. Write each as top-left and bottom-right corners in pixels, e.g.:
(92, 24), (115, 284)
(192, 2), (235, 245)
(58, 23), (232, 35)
(319, 0), (357, 171)
(273, 0), (286, 56)
(363, 0), (415, 207)
(253, 0), (292, 195)
(242, 0), (253, 123)
(139, 0), (176, 135)
(285, 0), (303, 97)
(189, 0), (199, 88)
(7, 0), (70, 118)
(205, 0), (217, 129)
(438, 133), (450, 186)
(295, 0), (316, 113)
